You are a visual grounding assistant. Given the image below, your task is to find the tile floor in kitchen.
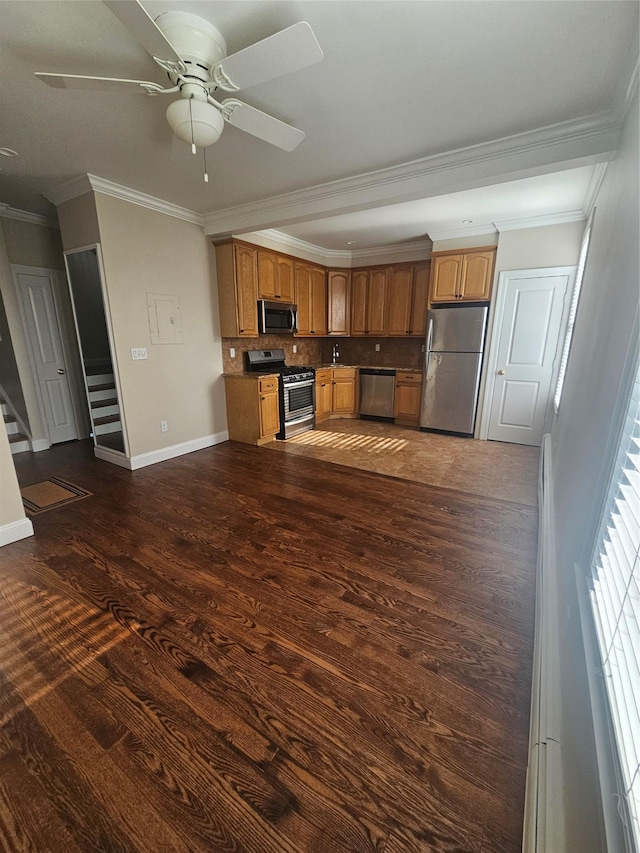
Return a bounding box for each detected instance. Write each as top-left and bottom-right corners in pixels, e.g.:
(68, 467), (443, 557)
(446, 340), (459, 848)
(267, 418), (540, 507)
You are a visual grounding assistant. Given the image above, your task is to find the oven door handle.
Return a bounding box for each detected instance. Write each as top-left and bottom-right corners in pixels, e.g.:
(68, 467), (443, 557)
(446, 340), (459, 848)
(290, 306), (298, 334)
(283, 379), (314, 388)
(284, 413), (314, 426)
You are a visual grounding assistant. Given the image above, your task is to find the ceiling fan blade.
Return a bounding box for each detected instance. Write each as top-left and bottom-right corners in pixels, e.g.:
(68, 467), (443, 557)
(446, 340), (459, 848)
(214, 22), (323, 92)
(221, 100), (305, 152)
(103, 0), (182, 62)
(35, 72), (162, 93)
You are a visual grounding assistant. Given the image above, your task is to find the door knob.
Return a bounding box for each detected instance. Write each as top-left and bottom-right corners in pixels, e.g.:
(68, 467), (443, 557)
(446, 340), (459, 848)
(497, 369), (505, 375)
(57, 368), (65, 375)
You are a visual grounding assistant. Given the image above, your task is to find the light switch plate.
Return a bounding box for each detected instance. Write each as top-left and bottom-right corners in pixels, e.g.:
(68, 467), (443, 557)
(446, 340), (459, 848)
(375, 343), (381, 352)
(230, 347), (236, 358)
(131, 347), (148, 360)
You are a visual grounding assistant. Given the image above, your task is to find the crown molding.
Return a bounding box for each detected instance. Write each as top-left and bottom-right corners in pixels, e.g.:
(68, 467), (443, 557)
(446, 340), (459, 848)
(45, 174), (203, 226)
(622, 48), (639, 122)
(203, 113), (619, 236)
(427, 223), (498, 242)
(0, 203), (59, 229)
(582, 162), (608, 217)
(494, 210), (586, 233)
(247, 229), (431, 266)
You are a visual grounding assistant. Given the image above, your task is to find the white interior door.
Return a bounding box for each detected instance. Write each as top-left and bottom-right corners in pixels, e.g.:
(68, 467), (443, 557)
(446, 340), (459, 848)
(15, 269), (78, 444)
(483, 268), (574, 446)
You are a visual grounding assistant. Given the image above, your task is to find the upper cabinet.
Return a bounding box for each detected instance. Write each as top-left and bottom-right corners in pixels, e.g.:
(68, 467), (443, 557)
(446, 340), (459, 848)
(327, 270), (350, 336)
(385, 262), (430, 336)
(295, 262), (327, 336)
(257, 249), (294, 302)
(430, 247), (496, 303)
(350, 268), (388, 335)
(214, 241), (259, 337)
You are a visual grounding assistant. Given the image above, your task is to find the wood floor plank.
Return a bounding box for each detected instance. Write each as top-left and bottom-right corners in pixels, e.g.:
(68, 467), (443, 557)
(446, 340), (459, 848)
(1, 437), (539, 852)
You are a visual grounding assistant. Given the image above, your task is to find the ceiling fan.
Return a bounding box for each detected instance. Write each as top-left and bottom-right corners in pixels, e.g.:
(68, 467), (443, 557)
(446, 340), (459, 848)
(35, 0), (324, 156)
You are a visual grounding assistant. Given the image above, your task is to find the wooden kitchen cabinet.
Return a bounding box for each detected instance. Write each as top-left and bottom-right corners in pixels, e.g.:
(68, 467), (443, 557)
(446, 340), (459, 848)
(224, 374), (280, 445)
(430, 247), (496, 303)
(327, 270), (350, 335)
(411, 262), (430, 336)
(214, 241), (259, 337)
(332, 367), (358, 416)
(257, 249), (294, 302)
(315, 368), (333, 422)
(350, 267), (388, 335)
(394, 370), (423, 426)
(386, 266), (414, 335)
(295, 262), (327, 336)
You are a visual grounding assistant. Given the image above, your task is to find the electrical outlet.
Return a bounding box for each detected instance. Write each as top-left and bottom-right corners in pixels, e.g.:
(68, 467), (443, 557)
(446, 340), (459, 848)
(160, 420), (168, 433)
(292, 344), (297, 353)
(375, 343), (381, 352)
(421, 344), (425, 353)
(230, 347), (236, 358)
(131, 347), (148, 360)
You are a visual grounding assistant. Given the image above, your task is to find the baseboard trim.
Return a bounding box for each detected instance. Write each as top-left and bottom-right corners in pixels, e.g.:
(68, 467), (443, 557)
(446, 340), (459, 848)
(129, 431), (229, 469)
(93, 432), (229, 471)
(31, 438), (51, 453)
(0, 517), (34, 547)
(523, 433), (565, 852)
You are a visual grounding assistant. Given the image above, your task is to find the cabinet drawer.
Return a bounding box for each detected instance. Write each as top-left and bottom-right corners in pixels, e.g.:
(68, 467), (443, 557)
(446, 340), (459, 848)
(315, 369), (332, 383)
(333, 367), (357, 379)
(259, 376), (279, 393)
(396, 371), (422, 384)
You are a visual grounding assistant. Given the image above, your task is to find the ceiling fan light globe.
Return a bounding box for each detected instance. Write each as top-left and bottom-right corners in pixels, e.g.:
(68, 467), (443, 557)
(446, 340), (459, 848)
(166, 99), (224, 148)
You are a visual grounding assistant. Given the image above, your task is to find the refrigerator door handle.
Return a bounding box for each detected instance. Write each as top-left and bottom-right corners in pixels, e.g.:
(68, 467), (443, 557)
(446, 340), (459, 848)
(426, 317), (434, 355)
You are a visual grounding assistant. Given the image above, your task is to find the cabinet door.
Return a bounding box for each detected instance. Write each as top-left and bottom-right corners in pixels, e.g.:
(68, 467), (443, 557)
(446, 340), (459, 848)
(234, 244), (259, 336)
(315, 377), (332, 421)
(350, 270), (368, 335)
(277, 255), (294, 301)
(411, 262), (430, 335)
(332, 369), (357, 414)
(386, 266), (413, 335)
(257, 250), (278, 299)
(259, 390), (280, 437)
(310, 266), (327, 335)
(460, 251), (494, 300)
(431, 255), (462, 302)
(367, 268), (388, 335)
(394, 382), (422, 423)
(327, 270), (350, 335)
(294, 262), (312, 335)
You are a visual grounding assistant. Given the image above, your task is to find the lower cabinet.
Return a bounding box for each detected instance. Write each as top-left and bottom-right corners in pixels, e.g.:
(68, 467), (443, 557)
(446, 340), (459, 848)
(332, 367), (358, 416)
(224, 374), (280, 445)
(394, 370), (423, 426)
(315, 367), (359, 422)
(315, 369), (333, 423)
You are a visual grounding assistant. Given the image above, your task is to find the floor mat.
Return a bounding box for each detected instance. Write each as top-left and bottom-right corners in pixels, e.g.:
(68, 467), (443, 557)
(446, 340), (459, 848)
(21, 477), (92, 515)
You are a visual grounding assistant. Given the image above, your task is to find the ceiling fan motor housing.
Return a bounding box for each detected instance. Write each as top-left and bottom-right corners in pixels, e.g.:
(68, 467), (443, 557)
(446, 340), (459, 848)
(154, 11), (227, 68)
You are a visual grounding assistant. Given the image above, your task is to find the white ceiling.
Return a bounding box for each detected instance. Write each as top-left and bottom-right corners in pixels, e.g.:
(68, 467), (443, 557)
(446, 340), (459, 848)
(0, 1), (638, 249)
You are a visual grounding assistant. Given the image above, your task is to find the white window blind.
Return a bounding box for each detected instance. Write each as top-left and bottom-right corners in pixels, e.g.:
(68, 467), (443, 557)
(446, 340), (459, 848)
(554, 222), (591, 411)
(589, 356), (640, 851)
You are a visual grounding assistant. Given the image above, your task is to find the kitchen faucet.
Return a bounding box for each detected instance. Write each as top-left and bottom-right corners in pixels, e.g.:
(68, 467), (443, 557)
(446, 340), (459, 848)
(332, 343), (340, 363)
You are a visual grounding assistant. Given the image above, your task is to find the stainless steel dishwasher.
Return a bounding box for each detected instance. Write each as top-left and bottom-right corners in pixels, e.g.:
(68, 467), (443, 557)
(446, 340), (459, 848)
(359, 368), (396, 421)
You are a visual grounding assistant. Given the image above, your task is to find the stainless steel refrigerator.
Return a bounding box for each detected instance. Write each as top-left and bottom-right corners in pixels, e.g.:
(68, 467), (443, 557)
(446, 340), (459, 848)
(420, 304), (488, 435)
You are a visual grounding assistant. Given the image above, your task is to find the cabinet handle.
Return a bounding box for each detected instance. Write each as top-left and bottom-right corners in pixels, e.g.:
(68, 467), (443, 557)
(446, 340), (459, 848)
(240, 329), (244, 333)
(261, 396), (266, 400)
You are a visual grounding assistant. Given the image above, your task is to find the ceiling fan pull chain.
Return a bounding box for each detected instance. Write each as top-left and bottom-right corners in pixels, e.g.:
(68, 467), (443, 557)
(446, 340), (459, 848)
(188, 96), (196, 154)
(203, 146), (209, 184)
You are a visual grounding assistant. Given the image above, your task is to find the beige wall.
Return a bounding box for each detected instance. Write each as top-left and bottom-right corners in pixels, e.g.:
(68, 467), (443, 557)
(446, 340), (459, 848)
(94, 194), (226, 458)
(57, 193), (101, 251)
(0, 422), (28, 534)
(1, 218), (64, 270)
(0, 222), (47, 441)
(549, 91), (639, 851)
(431, 233), (497, 252)
(494, 221), (584, 273)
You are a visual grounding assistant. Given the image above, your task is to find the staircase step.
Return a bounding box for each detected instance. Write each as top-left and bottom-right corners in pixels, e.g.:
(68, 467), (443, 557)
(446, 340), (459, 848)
(8, 432), (30, 453)
(91, 397), (118, 409)
(92, 403), (120, 418)
(4, 417), (19, 435)
(85, 363), (113, 376)
(86, 373), (115, 387)
(87, 382), (116, 393)
(93, 414), (121, 427)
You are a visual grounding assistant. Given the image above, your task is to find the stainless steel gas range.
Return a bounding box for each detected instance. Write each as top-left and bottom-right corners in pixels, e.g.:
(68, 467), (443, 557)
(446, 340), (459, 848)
(245, 349), (315, 440)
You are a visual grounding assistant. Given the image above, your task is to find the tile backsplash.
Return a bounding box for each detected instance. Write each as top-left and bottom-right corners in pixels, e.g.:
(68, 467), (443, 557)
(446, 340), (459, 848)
(222, 336), (324, 374)
(221, 336), (425, 373)
(320, 337), (423, 369)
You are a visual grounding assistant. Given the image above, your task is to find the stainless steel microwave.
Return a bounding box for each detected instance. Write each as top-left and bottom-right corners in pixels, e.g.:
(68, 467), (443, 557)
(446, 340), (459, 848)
(258, 300), (298, 334)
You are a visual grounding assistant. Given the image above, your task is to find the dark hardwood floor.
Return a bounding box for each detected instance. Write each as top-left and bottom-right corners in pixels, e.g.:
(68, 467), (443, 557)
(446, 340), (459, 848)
(2, 439), (537, 852)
